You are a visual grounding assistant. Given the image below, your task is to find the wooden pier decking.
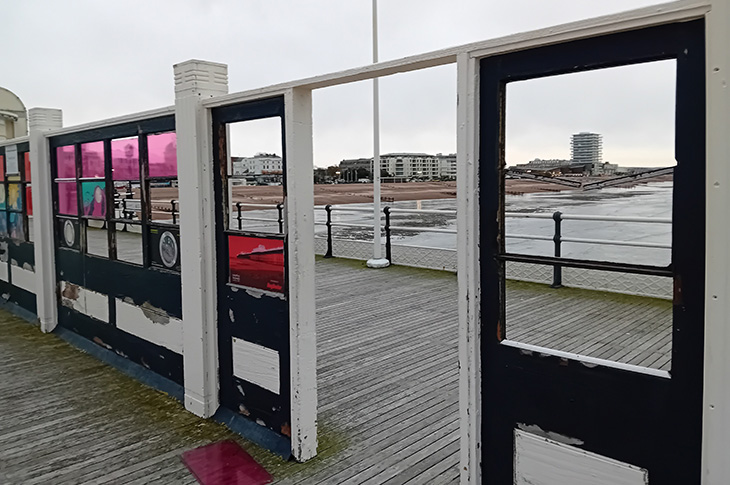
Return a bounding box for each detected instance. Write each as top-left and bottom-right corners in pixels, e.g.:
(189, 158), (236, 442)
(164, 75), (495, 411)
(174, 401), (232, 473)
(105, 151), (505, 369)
(0, 257), (671, 484)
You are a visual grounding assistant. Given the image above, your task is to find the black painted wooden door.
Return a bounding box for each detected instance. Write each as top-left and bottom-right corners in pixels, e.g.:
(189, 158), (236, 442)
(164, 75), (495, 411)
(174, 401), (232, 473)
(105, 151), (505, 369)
(479, 21), (705, 484)
(211, 97), (293, 441)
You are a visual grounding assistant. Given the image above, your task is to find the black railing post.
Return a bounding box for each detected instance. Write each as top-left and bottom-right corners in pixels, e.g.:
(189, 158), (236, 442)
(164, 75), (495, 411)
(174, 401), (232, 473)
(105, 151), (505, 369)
(171, 200), (178, 225)
(384, 206), (392, 264)
(236, 202), (242, 230)
(324, 204), (333, 258)
(551, 210), (563, 288)
(277, 203), (284, 233)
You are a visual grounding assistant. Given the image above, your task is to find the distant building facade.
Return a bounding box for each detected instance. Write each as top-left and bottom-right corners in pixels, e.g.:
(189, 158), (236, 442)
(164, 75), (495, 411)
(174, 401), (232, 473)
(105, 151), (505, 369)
(338, 152), (457, 180)
(0, 87), (28, 141)
(571, 132), (603, 165)
(232, 153), (283, 175)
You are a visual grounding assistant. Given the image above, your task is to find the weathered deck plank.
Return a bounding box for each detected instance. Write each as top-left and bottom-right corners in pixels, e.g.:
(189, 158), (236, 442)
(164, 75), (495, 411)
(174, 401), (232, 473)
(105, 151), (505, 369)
(0, 257), (671, 484)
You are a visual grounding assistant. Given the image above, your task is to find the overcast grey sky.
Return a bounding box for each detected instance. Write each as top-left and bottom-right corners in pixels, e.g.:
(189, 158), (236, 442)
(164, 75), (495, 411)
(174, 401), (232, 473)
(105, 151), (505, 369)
(5, 0), (673, 167)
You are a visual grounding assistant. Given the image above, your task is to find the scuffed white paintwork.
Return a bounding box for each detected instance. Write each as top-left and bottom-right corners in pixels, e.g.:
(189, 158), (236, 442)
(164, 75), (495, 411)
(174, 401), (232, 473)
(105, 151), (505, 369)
(514, 429), (648, 485)
(10, 265), (35, 294)
(115, 298), (183, 354)
(60, 281), (108, 323)
(231, 337), (280, 395)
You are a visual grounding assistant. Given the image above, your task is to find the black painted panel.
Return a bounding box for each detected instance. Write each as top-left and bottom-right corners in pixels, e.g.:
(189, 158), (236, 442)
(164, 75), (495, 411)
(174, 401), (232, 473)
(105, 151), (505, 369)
(49, 116), (175, 148)
(479, 20), (705, 484)
(58, 306), (183, 385)
(7, 240), (35, 268)
(0, 278), (37, 314)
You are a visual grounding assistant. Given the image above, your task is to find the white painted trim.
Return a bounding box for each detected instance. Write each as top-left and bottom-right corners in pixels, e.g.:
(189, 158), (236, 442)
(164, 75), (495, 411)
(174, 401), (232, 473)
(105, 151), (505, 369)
(59, 281), (109, 323)
(175, 60), (229, 418)
(284, 87), (318, 462)
(44, 106), (174, 138)
(0, 263), (8, 283)
(28, 107), (63, 333)
(703, 3), (730, 484)
(203, 0), (707, 108)
(457, 52), (482, 485)
(501, 340), (671, 379)
(115, 298), (183, 354)
(10, 265), (35, 294)
(0, 136), (29, 148)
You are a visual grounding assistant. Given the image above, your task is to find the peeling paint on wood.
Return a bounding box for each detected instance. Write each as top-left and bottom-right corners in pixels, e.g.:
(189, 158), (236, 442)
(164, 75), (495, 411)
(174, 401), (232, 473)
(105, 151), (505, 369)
(115, 297), (183, 353)
(231, 337), (280, 395)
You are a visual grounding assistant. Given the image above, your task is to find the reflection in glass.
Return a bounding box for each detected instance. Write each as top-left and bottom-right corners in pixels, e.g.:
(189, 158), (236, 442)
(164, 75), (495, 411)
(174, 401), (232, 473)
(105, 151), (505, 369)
(25, 186), (32, 216)
(57, 182), (78, 215)
(111, 137), (139, 180)
(81, 141), (105, 178)
(8, 213), (24, 240)
(24, 152), (30, 181)
(82, 181), (106, 218)
(0, 211), (6, 235)
(0, 155), (4, 181)
(148, 132), (177, 178)
(7, 184), (22, 211)
(56, 146), (76, 179)
(0, 185), (5, 209)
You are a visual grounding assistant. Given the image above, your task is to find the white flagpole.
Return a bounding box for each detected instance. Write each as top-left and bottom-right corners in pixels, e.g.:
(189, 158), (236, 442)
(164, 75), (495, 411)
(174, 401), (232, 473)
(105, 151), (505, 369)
(367, 0), (389, 268)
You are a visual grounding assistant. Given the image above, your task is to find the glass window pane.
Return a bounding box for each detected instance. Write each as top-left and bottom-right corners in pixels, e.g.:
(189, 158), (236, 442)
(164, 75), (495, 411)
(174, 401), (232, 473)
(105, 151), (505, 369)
(81, 141), (105, 178)
(57, 182), (78, 215)
(111, 137), (139, 180)
(148, 132), (177, 178)
(8, 184), (22, 211)
(150, 185), (179, 224)
(8, 213), (24, 240)
(81, 181), (107, 219)
(0, 155), (4, 181)
(0, 211), (6, 236)
(86, 220), (108, 258)
(56, 146), (76, 179)
(0, 185), (5, 209)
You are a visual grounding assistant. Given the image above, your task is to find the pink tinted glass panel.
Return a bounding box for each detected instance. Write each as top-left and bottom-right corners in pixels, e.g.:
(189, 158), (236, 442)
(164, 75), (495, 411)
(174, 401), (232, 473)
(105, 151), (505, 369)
(111, 137), (140, 180)
(81, 141), (105, 178)
(57, 182), (78, 215)
(56, 146), (76, 178)
(148, 132), (177, 178)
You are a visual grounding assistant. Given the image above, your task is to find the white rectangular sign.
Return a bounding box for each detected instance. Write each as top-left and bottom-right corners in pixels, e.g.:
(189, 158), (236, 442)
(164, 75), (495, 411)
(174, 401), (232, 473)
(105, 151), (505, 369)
(5, 145), (18, 175)
(122, 199), (142, 211)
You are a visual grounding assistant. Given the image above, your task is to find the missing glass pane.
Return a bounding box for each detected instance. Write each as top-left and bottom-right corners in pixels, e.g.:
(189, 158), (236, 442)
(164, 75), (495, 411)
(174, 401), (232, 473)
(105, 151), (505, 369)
(115, 224), (143, 265)
(149, 186), (179, 225)
(86, 220), (108, 258)
(503, 60), (676, 372)
(226, 118), (284, 233)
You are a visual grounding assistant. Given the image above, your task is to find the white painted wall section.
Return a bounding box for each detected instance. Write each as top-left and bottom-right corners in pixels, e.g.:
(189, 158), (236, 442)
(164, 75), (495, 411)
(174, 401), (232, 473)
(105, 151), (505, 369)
(115, 298), (183, 354)
(231, 337), (280, 395)
(0, 263), (8, 283)
(514, 430), (648, 485)
(29, 108), (63, 332)
(11, 265), (36, 294)
(175, 59), (229, 418)
(703, 2), (730, 484)
(284, 86), (318, 462)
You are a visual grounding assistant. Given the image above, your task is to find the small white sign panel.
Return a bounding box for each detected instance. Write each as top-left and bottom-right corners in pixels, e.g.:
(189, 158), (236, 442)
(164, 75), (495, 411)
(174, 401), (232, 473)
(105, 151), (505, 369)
(123, 199), (142, 211)
(5, 145), (18, 175)
(514, 429), (648, 485)
(231, 337), (280, 395)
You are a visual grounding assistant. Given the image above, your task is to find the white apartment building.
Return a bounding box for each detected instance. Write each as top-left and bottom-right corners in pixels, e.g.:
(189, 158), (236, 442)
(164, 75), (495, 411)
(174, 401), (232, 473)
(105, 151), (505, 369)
(232, 153), (283, 175)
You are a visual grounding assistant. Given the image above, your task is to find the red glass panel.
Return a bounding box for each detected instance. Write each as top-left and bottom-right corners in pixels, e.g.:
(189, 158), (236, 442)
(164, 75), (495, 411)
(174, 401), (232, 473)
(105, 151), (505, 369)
(56, 146), (76, 179)
(57, 182), (78, 215)
(81, 141), (104, 178)
(111, 137), (139, 180)
(228, 235), (285, 293)
(148, 132), (177, 178)
(26, 186), (32, 216)
(181, 440), (272, 485)
(24, 152), (31, 181)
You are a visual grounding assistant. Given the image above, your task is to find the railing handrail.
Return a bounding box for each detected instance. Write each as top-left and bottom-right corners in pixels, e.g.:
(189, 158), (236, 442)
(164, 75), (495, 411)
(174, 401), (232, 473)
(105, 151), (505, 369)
(505, 212), (672, 224)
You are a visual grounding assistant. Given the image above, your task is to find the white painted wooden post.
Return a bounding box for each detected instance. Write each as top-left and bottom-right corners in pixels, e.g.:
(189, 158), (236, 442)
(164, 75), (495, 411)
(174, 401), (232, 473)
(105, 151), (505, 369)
(456, 53), (482, 484)
(284, 87), (318, 461)
(174, 59), (228, 418)
(457, 52), (481, 485)
(703, 3), (730, 484)
(28, 108), (63, 333)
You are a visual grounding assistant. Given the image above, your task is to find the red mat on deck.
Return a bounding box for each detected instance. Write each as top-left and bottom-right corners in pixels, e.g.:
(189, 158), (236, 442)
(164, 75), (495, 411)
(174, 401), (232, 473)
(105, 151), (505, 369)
(181, 440), (273, 485)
